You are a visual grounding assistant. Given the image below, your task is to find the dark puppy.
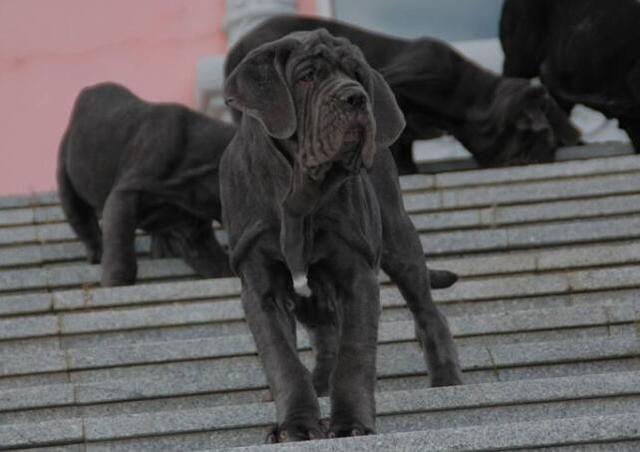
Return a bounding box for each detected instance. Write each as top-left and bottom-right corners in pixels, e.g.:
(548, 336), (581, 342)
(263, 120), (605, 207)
(501, 0), (640, 150)
(222, 29), (462, 442)
(58, 83), (234, 286)
(226, 15), (579, 173)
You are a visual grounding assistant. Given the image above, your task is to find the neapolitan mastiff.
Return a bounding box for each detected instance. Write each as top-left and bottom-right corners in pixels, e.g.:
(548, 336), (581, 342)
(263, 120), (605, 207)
(58, 83), (457, 293)
(500, 0), (640, 151)
(225, 15), (580, 174)
(221, 29), (461, 441)
(57, 83), (235, 286)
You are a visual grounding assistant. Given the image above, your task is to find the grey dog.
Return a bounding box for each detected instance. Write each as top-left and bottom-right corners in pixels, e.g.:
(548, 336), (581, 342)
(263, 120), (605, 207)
(225, 15), (580, 174)
(57, 83), (235, 286)
(500, 0), (640, 151)
(221, 29), (462, 442)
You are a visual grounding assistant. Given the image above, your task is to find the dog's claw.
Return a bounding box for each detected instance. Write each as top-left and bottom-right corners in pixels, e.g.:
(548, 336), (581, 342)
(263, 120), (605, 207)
(328, 423), (374, 438)
(265, 420), (326, 443)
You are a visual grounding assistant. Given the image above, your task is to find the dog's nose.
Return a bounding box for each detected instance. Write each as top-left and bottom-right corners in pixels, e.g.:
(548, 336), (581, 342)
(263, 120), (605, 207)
(339, 90), (367, 110)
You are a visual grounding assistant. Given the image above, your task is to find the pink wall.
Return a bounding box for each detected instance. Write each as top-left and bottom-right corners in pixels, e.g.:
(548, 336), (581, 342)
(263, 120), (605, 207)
(0, 0), (320, 195)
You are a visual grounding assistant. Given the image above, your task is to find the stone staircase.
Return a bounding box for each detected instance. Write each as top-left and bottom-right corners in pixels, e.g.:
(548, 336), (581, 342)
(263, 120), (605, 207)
(1, 145), (639, 451)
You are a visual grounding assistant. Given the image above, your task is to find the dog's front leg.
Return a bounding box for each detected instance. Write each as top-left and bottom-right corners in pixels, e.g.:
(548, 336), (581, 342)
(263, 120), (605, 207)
(329, 257), (380, 437)
(239, 254), (324, 443)
(100, 191), (139, 286)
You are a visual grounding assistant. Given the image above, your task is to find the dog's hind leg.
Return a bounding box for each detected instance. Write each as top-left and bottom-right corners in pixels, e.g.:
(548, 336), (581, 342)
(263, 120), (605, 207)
(57, 145), (102, 264)
(296, 268), (341, 397)
(372, 149), (463, 387)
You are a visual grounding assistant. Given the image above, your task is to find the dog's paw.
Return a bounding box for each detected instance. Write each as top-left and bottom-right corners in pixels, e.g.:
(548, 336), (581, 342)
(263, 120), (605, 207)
(265, 420), (327, 443)
(328, 422), (374, 438)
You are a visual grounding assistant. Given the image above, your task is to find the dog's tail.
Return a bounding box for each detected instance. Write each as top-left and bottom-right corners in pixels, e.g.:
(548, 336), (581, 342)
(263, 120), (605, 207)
(428, 269), (458, 290)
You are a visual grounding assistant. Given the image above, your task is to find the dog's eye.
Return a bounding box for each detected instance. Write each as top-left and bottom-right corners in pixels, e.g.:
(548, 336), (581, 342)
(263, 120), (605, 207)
(298, 69), (316, 84)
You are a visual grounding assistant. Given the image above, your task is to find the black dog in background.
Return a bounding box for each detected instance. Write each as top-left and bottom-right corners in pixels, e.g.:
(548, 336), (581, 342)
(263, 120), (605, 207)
(501, 0), (640, 150)
(226, 15), (579, 174)
(58, 83), (234, 286)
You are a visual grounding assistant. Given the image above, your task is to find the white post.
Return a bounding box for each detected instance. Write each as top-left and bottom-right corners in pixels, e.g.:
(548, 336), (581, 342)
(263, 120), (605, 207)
(223, 0), (297, 48)
(196, 0), (304, 119)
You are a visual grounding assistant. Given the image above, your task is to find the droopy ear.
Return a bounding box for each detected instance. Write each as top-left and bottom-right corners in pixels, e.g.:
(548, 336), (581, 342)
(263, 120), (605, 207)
(224, 38), (298, 139)
(543, 92), (581, 146)
(370, 69), (406, 148)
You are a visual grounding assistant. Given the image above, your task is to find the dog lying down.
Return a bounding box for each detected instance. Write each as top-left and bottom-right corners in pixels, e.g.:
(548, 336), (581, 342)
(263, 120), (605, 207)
(222, 29), (462, 442)
(225, 15), (581, 174)
(58, 82), (457, 291)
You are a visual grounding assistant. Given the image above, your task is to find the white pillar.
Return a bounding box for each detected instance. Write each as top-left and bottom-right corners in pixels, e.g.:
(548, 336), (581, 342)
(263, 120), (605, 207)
(196, 0), (304, 119)
(223, 0), (297, 48)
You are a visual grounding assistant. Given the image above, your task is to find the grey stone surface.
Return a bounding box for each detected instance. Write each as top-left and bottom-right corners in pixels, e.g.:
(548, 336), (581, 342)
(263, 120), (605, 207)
(439, 173), (640, 210)
(436, 273), (570, 303)
(4, 299), (636, 377)
(0, 348), (67, 376)
(0, 418), (83, 449)
(410, 209), (483, 231)
(556, 141), (634, 161)
(0, 292), (52, 316)
(36, 223), (77, 243)
(568, 265), (640, 291)
(0, 384), (74, 411)
(232, 413), (640, 451)
(54, 278), (240, 311)
(2, 153), (640, 451)
(0, 267), (48, 292)
(507, 216), (640, 248)
(491, 193), (640, 225)
(419, 215), (640, 255)
(81, 372), (640, 441)
(420, 228), (508, 254)
(434, 152), (640, 188)
(536, 241), (640, 271)
(0, 244), (43, 268)
(0, 224), (37, 245)
(0, 207), (34, 226)
(0, 315), (59, 340)
(398, 174), (435, 192)
(34, 205), (66, 224)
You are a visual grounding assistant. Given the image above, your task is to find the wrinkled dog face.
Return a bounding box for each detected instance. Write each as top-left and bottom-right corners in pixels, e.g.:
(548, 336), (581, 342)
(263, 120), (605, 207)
(464, 81), (580, 166)
(286, 34), (376, 178)
(225, 29), (405, 180)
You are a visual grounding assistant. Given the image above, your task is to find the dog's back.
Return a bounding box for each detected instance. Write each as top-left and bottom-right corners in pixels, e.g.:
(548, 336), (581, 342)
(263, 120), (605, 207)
(60, 83), (154, 209)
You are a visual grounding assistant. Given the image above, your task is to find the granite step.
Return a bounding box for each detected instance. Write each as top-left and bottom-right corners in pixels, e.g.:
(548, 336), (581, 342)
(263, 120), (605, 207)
(1, 372), (638, 450)
(1, 331), (638, 404)
(3, 237), (640, 296)
(0, 149), (635, 214)
(0, 265), (640, 316)
(1, 303), (638, 379)
(4, 189), (640, 255)
(2, 208), (640, 277)
(232, 412), (640, 452)
(1, 283), (637, 360)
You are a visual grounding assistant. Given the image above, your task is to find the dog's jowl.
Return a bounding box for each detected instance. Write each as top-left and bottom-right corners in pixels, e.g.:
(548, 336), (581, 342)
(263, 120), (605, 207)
(222, 29), (462, 442)
(57, 83), (234, 286)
